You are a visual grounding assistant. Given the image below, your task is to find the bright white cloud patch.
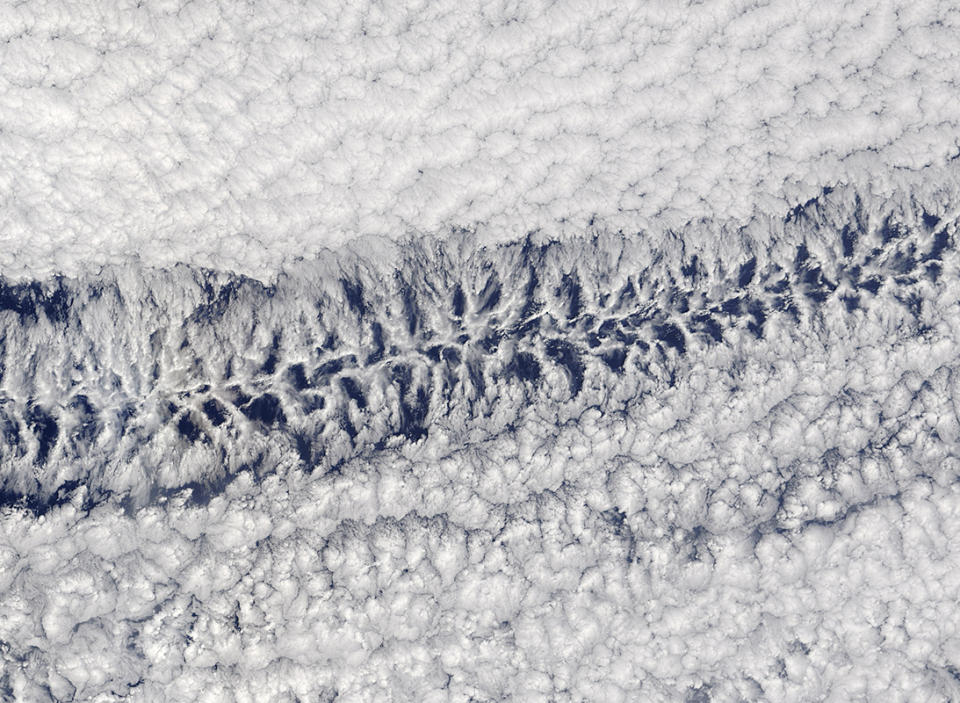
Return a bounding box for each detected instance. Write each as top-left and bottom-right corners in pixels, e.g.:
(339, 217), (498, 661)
(2, 168), (960, 699)
(0, 0), (959, 277)
(3, 2), (960, 702)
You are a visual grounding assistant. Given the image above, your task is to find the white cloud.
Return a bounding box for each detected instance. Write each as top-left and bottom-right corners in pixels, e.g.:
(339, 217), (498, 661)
(2, 2), (960, 699)
(0, 170), (958, 698)
(0, 0), (958, 278)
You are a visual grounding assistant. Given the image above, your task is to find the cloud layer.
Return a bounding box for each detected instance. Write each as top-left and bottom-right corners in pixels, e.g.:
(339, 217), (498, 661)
(1, 0), (959, 278)
(2, 166), (960, 700)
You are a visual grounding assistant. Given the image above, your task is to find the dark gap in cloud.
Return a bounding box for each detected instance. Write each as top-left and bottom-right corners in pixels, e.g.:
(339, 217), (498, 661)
(0, 182), (953, 514)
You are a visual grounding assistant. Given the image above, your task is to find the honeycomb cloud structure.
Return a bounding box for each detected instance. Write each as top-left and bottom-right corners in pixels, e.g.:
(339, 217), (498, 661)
(1, 1), (960, 701)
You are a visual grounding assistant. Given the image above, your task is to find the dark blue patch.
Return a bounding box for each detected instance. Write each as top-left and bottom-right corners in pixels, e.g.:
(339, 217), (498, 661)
(228, 386), (252, 407)
(451, 284), (466, 318)
(924, 231), (949, 261)
(466, 359), (485, 397)
(694, 314), (722, 343)
(766, 277), (790, 294)
(685, 685), (711, 703)
(400, 386), (430, 441)
(303, 394), (326, 414)
(390, 363), (429, 440)
(586, 333), (601, 348)
(399, 279), (419, 336)
(0, 487), (49, 515)
(261, 352), (278, 375)
(922, 212), (941, 229)
(544, 338), (585, 395)
(390, 362), (413, 395)
(737, 257), (757, 288)
(40, 282), (70, 324)
(859, 278), (882, 295)
(68, 394), (100, 445)
(653, 323), (686, 354)
(794, 244), (809, 273)
(508, 351), (541, 383)
(339, 376), (367, 409)
(202, 398), (227, 426)
(1, 412), (20, 442)
(926, 262), (942, 282)
(441, 346), (460, 365)
(53, 479), (91, 511)
(747, 300), (766, 338)
(341, 278), (366, 315)
(841, 224), (857, 258)
(287, 363), (309, 390)
(880, 217), (902, 243)
(241, 394), (286, 425)
(315, 356), (348, 377)
(520, 267), (541, 319)
(559, 273), (582, 320)
(260, 333), (282, 374)
(614, 329), (637, 345)
(26, 405), (58, 465)
(476, 272), (502, 313)
(366, 322), (385, 365)
(190, 279), (241, 323)
(118, 404), (136, 437)
(863, 246), (883, 266)
(681, 256), (699, 279)
(721, 297), (742, 315)
(601, 506), (628, 535)
(0, 669), (13, 701)
(341, 415), (358, 439)
(177, 413), (203, 443)
(802, 266), (826, 288)
(841, 295), (860, 312)
(424, 345), (442, 362)
(890, 246), (918, 274)
(178, 473), (233, 507)
(597, 319), (617, 337)
(478, 331), (501, 353)
(616, 279), (637, 308)
(601, 347), (627, 373)
(293, 433), (312, 464)
(511, 317), (540, 336)
(897, 292), (922, 317)
(0, 279), (70, 324)
(0, 282), (38, 322)
(671, 290), (690, 313)
(805, 288), (829, 304)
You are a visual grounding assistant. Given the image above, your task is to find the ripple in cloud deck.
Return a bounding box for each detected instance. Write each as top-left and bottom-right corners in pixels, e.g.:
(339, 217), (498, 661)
(2, 2), (960, 702)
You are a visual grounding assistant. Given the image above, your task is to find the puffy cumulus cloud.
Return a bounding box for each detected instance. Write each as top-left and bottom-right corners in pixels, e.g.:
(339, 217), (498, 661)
(0, 0), (959, 278)
(2, 167), (960, 699)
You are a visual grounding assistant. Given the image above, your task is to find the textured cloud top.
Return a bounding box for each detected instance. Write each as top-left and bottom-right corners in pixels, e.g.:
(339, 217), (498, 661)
(3, 165), (960, 700)
(1, 0), (959, 277)
(5, 2), (960, 701)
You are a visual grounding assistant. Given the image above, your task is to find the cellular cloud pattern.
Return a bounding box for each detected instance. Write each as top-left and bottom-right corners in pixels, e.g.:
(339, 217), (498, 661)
(0, 0), (959, 278)
(2, 166), (960, 700)
(4, 1), (960, 701)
